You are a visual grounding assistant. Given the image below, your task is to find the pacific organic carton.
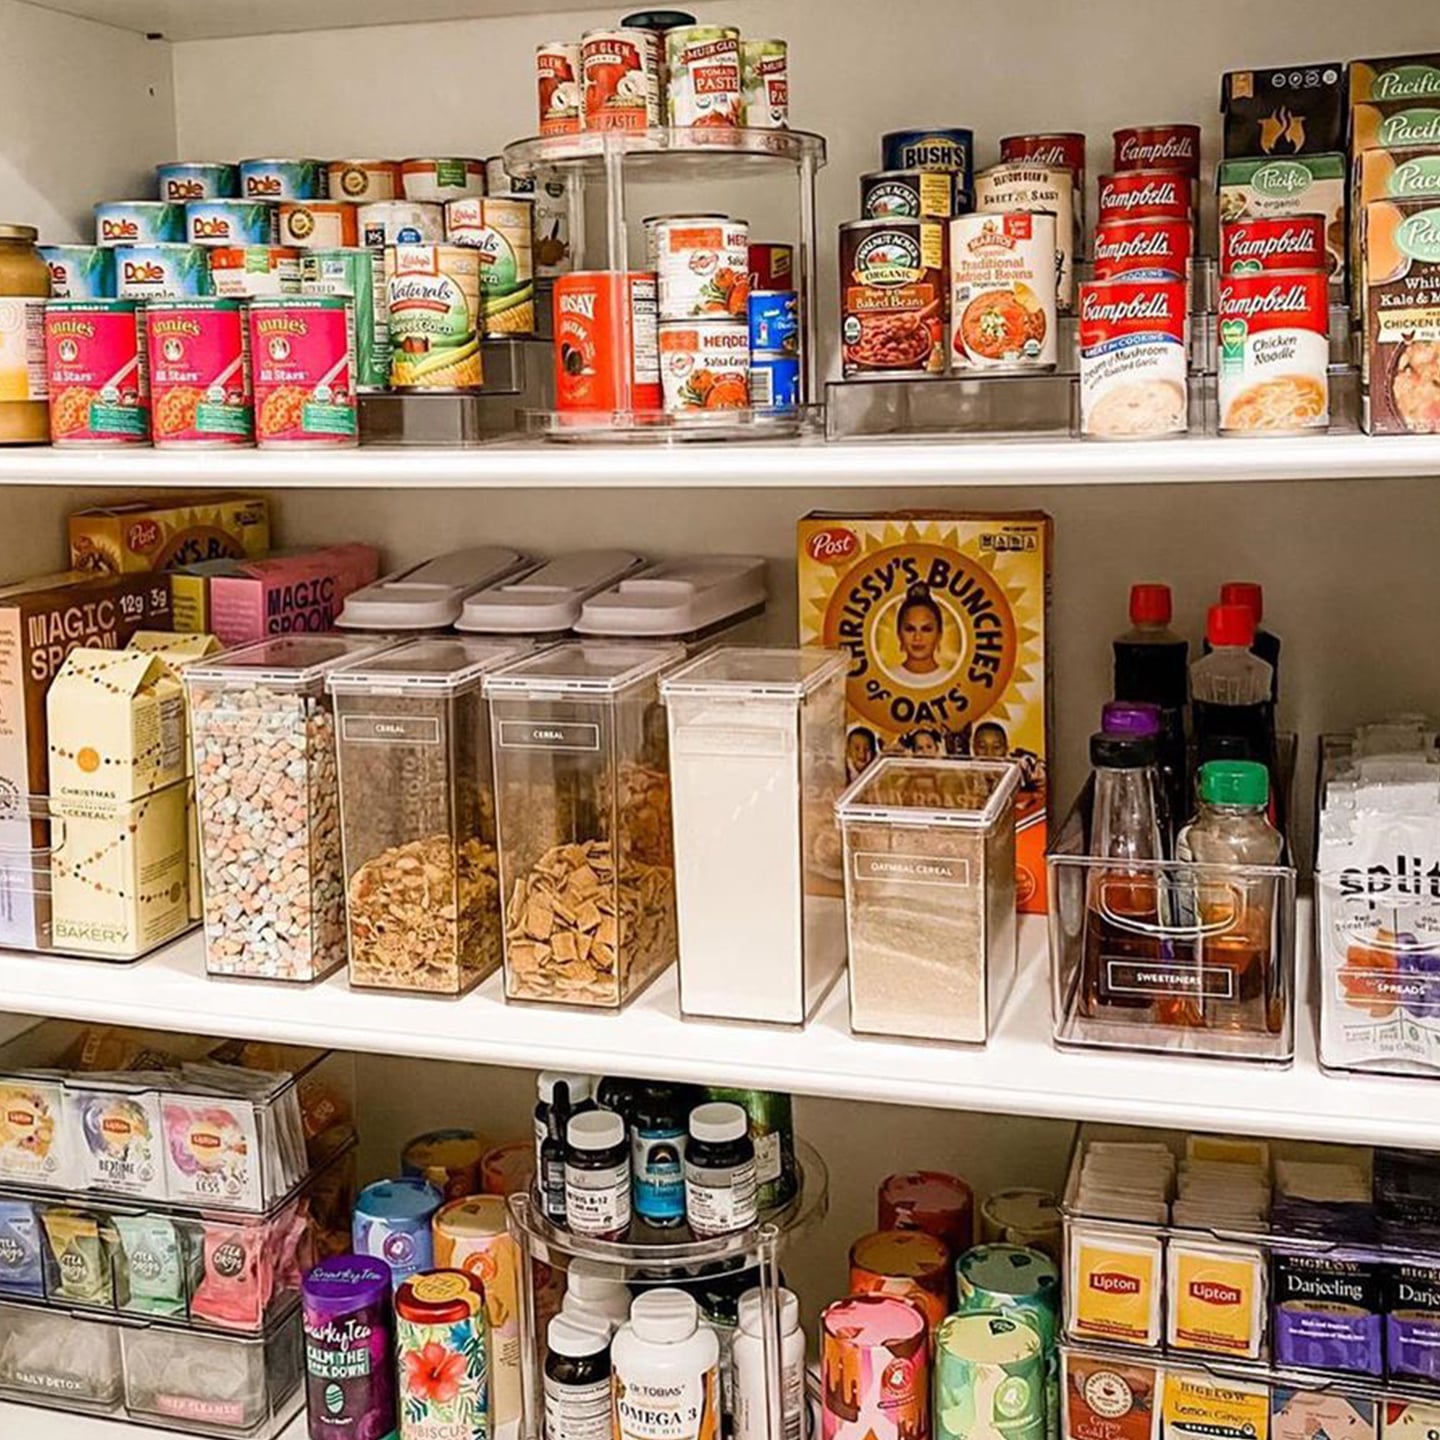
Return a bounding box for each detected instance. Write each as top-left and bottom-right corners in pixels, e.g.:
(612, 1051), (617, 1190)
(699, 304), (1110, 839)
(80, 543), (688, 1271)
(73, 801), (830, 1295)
(68, 494), (269, 574)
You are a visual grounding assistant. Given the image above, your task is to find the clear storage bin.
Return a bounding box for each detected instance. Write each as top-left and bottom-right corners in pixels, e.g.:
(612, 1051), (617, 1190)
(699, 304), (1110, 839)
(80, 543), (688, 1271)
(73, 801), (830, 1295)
(661, 647), (848, 1025)
(483, 643), (683, 1008)
(185, 635), (397, 983)
(329, 637), (534, 997)
(835, 757), (1020, 1044)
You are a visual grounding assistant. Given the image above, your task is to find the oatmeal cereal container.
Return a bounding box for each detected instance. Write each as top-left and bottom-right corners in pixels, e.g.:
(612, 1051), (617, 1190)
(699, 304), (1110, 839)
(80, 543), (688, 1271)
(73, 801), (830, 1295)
(445, 197), (535, 337)
(1218, 269), (1329, 434)
(537, 42), (583, 136)
(862, 170), (957, 221)
(1220, 214), (1327, 275)
(975, 162), (1076, 311)
(949, 211), (1058, 371)
(839, 216), (947, 378)
(360, 201), (445, 249)
(1078, 277), (1189, 440)
(186, 200), (278, 247)
(554, 269), (661, 413)
(239, 158), (327, 201)
(583, 27), (662, 132)
(1001, 132), (1086, 236)
(94, 201), (185, 246)
(280, 201), (359, 250)
(186, 634), (394, 983)
(208, 245), (303, 298)
(328, 159), (402, 203)
(742, 39), (788, 129)
(658, 319), (750, 413)
(1097, 170), (1194, 227)
(39, 245), (115, 300)
(249, 295), (359, 446)
(667, 26), (743, 129)
(156, 162), (239, 202)
(115, 243), (212, 300)
(146, 297), (253, 447)
(303, 248), (391, 391)
(484, 642), (683, 1009)
(44, 299), (149, 446)
(400, 158), (486, 204)
(329, 637), (532, 997)
(653, 215), (749, 320)
(386, 244), (483, 390)
(820, 1294), (928, 1440)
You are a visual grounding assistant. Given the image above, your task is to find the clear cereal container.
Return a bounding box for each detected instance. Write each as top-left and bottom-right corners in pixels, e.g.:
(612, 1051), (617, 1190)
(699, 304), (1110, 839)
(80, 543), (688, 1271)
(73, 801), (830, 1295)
(327, 637), (533, 997)
(483, 642), (684, 1009)
(185, 635), (397, 984)
(836, 758), (1020, 1044)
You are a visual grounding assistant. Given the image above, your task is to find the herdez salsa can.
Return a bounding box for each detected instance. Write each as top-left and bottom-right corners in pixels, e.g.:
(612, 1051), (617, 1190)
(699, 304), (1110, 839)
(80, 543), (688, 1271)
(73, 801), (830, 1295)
(839, 216), (947, 378)
(45, 300), (150, 446)
(146, 297), (254, 447)
(248, 295), (358, 446)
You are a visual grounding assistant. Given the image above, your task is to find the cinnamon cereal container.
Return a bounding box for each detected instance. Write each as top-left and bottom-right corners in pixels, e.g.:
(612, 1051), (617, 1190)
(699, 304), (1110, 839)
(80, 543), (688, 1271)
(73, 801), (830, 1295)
(145, 297), (254, 447)
(949, 211), (1058, 371)
(583, 28), (662, 132)
(820, 1294), (928, 1440)
(1079, 278), (1189, 440)
(537, 42), (583, 136)
(974, 162), (1076, 311)
(248, 295), (358, 447)
(839, 216), (947, 378)
(1217, 269), (1329, 435)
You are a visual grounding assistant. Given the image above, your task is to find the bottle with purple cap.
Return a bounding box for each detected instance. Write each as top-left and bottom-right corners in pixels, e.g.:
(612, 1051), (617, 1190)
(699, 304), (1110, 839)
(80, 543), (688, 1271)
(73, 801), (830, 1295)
(302, 1253), (398, 1440)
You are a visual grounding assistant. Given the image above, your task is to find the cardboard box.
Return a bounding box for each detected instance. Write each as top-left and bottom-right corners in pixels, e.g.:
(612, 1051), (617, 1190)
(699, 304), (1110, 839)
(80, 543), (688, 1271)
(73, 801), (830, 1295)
(1218, 154), (1347, 295)
(1350, 54), (1440, 107)
(68, 495), (269, 574)
(206, 545), (381, 646)
(797, 511), (1052, 913)
(1361, 198), (1440, 434)
(1350, 150), (1440, 336)
(1220, 62), (1346, 158)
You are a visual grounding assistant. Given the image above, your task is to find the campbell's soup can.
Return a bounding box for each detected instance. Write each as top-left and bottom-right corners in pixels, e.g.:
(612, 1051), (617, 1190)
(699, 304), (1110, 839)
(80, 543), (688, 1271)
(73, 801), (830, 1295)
(146, 297), (254, 447)
(156, 162), (239, 203)
(749, 242), (793, 291)
(1092, 218), (1193, 282)
(1217, 269), (1329, 435)
(40, 245), (116, 300)
(45, 300), (150, 446)
(820, 1294), (928, 1440)
(666, 26), (743, 128)
(249, 295), (358, 446)
(1000, 133), (1086, 203)
(862, 170), (957, 221)
(850, 1228), (951, 1331)
(1113, 124), (1201, 177)
(554, 270), (661, 413)
(360, 201), (445, 249)
(327, 159), (402, 203)
(658, 319), (750, 414)
(115, 243), (212, 300)
(583, 27), (662, 132)
(839, 216), (947, 378)
(651, 215), (749, 321)
(537, 42), (582, 135)
(239, 158), (327, 201)
(209, 245), (303, 298)
(1097, 170), (1194, 226)
(1220, 214), (1327, 276)
(1079, 277), (1189, 440)
(279, 202), (359, 250)
(949, 211), (1058, 372)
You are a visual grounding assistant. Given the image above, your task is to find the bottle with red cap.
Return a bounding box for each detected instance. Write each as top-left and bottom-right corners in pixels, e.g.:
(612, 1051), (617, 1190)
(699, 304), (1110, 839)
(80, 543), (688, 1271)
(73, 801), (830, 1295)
(1218, 580), (1280, 703)
(1113, 585), (1188, 838)
(1191, 604), (1279, 816)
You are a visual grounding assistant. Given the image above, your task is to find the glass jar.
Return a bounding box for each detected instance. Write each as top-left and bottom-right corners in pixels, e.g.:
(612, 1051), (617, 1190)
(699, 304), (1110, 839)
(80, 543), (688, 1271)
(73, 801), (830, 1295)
(0, 225), (51, 445)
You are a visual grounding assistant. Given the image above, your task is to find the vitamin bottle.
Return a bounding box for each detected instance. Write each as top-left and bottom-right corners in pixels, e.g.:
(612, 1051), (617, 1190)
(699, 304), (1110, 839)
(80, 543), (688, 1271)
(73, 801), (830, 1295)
(685, 1102), (758, 1238)
(564, 1110), (631, 1240)
(631, 1082), (691, 1228)
(734, 1287), (806, 1440)
(613, 1289), (721, 1440)
(563, 1258), (633, 1329)
(535, 1072), (595, 1177)
(545, 1313), (612, 1440)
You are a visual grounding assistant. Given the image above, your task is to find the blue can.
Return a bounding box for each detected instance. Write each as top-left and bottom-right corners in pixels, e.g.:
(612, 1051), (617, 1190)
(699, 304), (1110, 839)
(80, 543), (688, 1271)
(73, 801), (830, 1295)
(352, 1177), (442, 1291)
(94, 200), (185, 246)
(156, 162), (240, 202)
(39, 246), (116, 299)
(186, 200), (278, 247)
(881, 128), (975, 189)
(750, 352), (800, 411)
(239, 158), (327, 201)
(748, 289), (799, 357)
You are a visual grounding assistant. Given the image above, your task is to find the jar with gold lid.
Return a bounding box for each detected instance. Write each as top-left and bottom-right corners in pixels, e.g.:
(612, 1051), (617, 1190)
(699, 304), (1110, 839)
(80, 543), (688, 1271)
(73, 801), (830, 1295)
(0, 224), (51, 444)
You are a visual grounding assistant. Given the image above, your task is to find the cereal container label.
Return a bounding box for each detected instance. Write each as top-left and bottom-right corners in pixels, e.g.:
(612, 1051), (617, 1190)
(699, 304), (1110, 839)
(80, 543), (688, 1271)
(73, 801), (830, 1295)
(45, 300), (150, 444)
(1218, 270), (1329, 433)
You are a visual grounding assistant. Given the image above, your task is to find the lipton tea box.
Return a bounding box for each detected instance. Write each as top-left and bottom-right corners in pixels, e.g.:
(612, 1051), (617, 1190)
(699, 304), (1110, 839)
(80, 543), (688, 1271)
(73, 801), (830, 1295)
(68, 495), (269, 574)
(798, 511), (1052, 912)
(205, 544), (381, 646)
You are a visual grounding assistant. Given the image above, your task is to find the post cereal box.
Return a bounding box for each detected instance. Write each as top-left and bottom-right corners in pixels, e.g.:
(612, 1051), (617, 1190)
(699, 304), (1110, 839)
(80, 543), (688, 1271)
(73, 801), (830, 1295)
(68, 495), (269, 574)
(798, 510), (1052, 912)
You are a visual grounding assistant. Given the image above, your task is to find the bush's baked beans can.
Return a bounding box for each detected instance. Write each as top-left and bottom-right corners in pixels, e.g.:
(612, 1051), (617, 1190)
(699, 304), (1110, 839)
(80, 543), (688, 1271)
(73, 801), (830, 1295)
(554, 270), (661, 413)
(239, 159), (327, 202)
(881, 129), (974, 177)
(156, 163), (240, 203)
(1217, 269), (1329, 435)
(209, 245), (303, 298)
(445, 197), (536, 337)
(840, 216), (946, 378)
(327, 160), (402, 203)
(115, 244), (212, 300)
(666, 26), (743, 128)
(1220, 214), (1328, 276)
(400, 158), (486, 204)
(820, 1294), (928, 1440)
(249, 295), (357, 446)
(583, 28), (662, 132)
(360, 201), (445, 248)
(302, 248), (391, 392)
(741, 39), (788, 129)
(1113, 124), (1201, 178)
(1097, 170), (1194, 226)
(949, 211), (1058, 372)
(279, 202), (359, 250)
(975, 162), (1076, 312)
(386, 245), (484, 391)
(749, 242), (793, 292)
(658, 319), (750, 414)
(861, 170), (957, 221)
(1078, 278), (1189, 440)
(1000, 133), (1086, 234)
(146, 297), (254, 448)
(651, 215), (749, 321)
(537, 42), (583, 136)
(45, 300), (150, 446)
(186, 200), (278, 248)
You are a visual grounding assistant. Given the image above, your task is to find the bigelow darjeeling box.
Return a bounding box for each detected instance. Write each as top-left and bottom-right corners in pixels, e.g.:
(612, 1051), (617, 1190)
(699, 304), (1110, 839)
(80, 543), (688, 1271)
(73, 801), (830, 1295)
(798, 511), (1052, 913)
(203, 545), (381, 646)
(68, 495), (269, 574)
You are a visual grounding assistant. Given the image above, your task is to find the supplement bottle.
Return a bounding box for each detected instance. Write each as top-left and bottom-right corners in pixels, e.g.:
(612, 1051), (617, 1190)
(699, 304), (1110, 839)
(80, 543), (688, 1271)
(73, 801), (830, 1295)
(535, 1072), (596, 1176)
(734, 1286), (806, 1440)
(685, 1102), (758, 1238)
(564, 1110), (631, 1240)
(613, 1288), (721, 1440)
(545, 1313), (612, 1440)
(631, 1082), (691, 1228)
(563, 1258), (633, 1329)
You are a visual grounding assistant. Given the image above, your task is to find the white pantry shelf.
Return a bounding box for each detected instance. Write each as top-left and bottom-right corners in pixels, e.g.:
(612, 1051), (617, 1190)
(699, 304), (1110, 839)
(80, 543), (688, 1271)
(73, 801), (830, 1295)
(1, 906), (1435, 1150)
(0, 434), (1437, 489)
(0, 1404), (303, 1440)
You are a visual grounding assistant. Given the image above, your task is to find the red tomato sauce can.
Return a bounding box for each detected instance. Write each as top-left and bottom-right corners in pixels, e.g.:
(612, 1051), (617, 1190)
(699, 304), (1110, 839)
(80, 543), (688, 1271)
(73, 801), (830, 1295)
(554, 270), (661, 414)
(45, 299), (150, 446)
(1113, 124), (1201, 177)
(582, 28), (661, 132)
(147, 297), (253, 447)
(537, 42), (582, 136)
(248, 295), (358, 446)
(1220, 214), (1328, 275)
(1097, 170), (1194, 226)
(1217, 269), (1329, 434)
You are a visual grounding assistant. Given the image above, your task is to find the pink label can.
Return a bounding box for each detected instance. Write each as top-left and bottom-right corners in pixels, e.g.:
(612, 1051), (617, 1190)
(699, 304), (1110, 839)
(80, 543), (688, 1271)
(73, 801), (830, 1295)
(146, 297), (254, 447)
(249, 296), (358, 447)
(45, 300), (150, 446)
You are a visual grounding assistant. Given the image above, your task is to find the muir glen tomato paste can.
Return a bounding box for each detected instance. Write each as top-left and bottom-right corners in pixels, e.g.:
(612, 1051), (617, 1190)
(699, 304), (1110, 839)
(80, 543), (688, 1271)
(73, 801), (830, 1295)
(1097, 170), (1194, 228)
(555, 270), (661, 413)
(1113, 124), (1201, 177)
(582, 28), (662, 132)
(1220, 214), (1327, 276)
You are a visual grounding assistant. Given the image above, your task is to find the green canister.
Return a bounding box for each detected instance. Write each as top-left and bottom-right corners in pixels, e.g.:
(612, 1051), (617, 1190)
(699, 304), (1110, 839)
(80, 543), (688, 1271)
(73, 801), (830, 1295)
(934, 1310), (1045, 1440)
(302, 247), (390, 390)
(702, 1087), (796, 1209)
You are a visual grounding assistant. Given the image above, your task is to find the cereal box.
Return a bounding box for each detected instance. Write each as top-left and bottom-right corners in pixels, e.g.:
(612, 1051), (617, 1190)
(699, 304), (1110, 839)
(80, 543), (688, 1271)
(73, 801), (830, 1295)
(205, 544), (381, 646)
(798, 511), (1052, 912)
(68, 495), (269, 574)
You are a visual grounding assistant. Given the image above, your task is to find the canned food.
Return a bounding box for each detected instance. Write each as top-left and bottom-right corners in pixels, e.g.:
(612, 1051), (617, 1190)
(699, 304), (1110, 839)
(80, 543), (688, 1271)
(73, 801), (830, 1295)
(1092, 218), (1194, 283)
(400, 158), (487, 203)
(1217, 269), (1329, 434)
(1000, 131), (1087, 237)
(554, 270), (661, 413)
(975, 162), (1076, 311)
(39, 246), (115, 299)
(658, 319), (750, 413)
(1113, 124), (1201, 176)
(327, 160), (401, 203)
(651, 215), (749, 320)
(949, 211), (1058, 371)
(862, 170), (956, 220)
(279, 202), (359, 250)
(849, 1228), (951, 1330)
(583, 27), (662, 131)
(115, 244), (212, 300)
(1220, 214), (1327, 275)
(156, 162), (239, 203)
(839, 216), (947, 378)
(749, 351), (799, 410)
(147, 297), (254, 448)
(882, 128), (975, 177)
(386, 244), (483, 390)
(1097, 170), (1194, 226)
(820, 1294), (928, 1440)
(537, 42), (583, 136)
(666, 26), (742, 128)
(741, 39), (788, 129)
(239, 159), (327, 201)
(45, 300), (149, 446)
(360, 201), (445, 249)
(302, 248), (391, 392)
(485, 157), (522, 196)
(445, 197), (535, 336)
(249, 296), (358, 446)
(748, 290), (798, 355)
(187, 200), (278, 248)
(933, 1311), (1045, 1440)
(95, 201), (185, 246)
(209, 246), (303, 298)
(749, 242), (793, 291)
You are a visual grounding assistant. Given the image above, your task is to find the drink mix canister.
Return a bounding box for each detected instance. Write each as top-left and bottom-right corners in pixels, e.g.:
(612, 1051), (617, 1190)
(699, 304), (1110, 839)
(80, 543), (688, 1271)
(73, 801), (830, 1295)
(934, 1310), (1046, 1440)
(403, 1129), (486, 1201)
(302, 1254), (398, 1440)
(353, 1177), (443, 1291)
(396, 1269), (489, 1440)
(850, 1228), (952, 1329)
(879, 1171), (975, 1254)
(978, 1189), (1062, 1261)
(820, 1293), (928, 1440)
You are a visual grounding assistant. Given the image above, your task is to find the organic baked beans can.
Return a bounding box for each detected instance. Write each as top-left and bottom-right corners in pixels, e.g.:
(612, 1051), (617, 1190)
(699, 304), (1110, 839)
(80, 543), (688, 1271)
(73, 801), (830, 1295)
(554, 270), (661, 413)
(658, 320), (750, 413)
(400, 158), (487, 204)
(741, 39), (788, 129)
(327, 160), (402, 203)
(444, 197), (535, 336)
(666, 26), (743, 129)
(209, 245), (303, 298)
(249, 296), (358, 446)
(949, 211), (1058, 371)
(1113, 125), (1201, 177)
(360, 201), (445, 249)
(302, 248), (391, 391)
(280, 202), (359, 250)
(385, 244), (483, 391)
(45, 300), (150, 446)
(1097, 170), (1195, 226)
(974, 162), (1076, 311)
(537, 42), (582, 136)
(1217, 269), (1329, 435)
(239, 159), (327, 202)
(583, 28), (662, 132)
(146, 297), (254, 447)
(652, 215), (749, 320)
(115, 244), (212, 300)
(156, 162), (240, 203)
(1220, 214), (1327, 276)
(862, 170), (956, 221)
(749, 242), (793, 291)
(839, 216), (947, 378)
(1078, 278), (1189, 440)
(186, 200), (278, 248)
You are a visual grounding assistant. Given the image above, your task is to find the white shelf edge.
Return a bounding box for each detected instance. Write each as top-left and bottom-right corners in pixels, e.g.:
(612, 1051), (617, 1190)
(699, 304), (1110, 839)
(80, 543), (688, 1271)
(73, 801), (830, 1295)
(1, 903), (1435, 1150)
(0, 1401), (304, 1440)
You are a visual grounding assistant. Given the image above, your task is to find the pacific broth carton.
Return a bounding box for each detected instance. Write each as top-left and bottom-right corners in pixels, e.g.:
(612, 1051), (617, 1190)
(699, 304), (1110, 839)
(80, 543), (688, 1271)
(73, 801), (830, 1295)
(798, 510), (1052, 912)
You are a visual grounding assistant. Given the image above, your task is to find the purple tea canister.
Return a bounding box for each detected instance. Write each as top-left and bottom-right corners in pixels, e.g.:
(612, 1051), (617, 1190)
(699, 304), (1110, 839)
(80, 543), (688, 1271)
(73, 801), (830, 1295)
(302, 1254), (398, 1440)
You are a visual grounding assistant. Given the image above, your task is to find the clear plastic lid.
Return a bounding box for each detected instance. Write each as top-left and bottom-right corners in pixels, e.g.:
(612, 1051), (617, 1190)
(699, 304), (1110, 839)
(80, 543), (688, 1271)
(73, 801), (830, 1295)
(660, 646), (846, 701)
(456, 550), (647, 635)
(326, 636), (534, 697)
(335, 547), (533, 631)
(482, 641), (686, 698)
(185, 634), (397, 693)
(574, 556), (767, 638)
(836, 757), (1021, 829)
